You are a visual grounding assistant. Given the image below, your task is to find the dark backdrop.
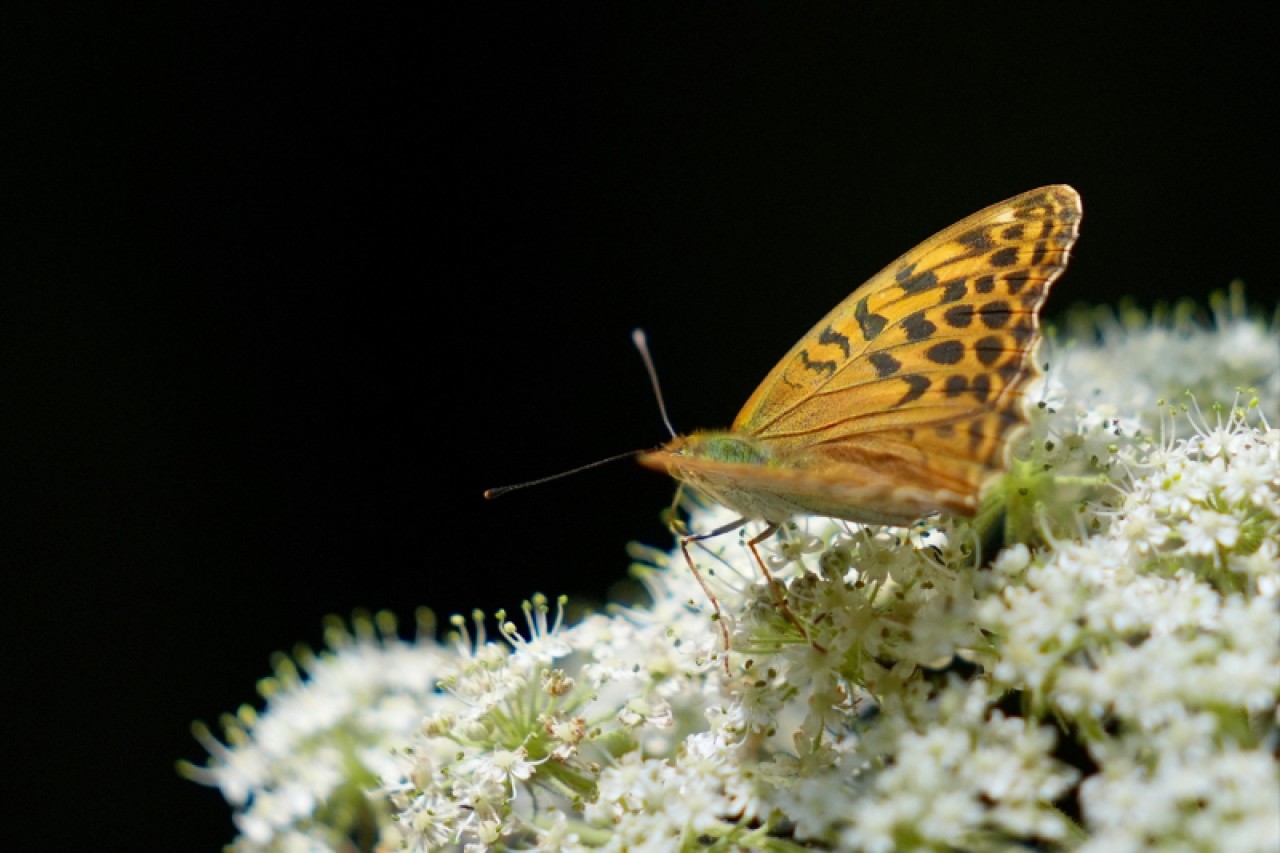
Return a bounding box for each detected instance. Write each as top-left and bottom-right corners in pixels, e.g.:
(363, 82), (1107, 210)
(8, 6), (1279, 847)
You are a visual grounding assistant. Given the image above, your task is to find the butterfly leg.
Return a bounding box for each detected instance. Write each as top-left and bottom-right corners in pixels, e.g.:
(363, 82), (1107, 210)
(744, 524), (822, 652)
(681, 519), (822, 670)
(679, 516), (750, 673)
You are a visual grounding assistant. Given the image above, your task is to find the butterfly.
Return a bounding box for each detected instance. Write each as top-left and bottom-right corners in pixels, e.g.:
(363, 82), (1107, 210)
(487, 186), (1081, 660)
(635, 185), (1081, 651)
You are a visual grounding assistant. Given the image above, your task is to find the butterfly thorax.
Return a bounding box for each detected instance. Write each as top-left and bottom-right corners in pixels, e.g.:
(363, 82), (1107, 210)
(671, 431), (772, 466)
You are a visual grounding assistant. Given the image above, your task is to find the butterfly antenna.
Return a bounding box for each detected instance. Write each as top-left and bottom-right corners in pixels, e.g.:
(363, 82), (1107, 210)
(632, 328), (678, 439)
(484, 449), (643, 499)
(487, 329), (674, 500)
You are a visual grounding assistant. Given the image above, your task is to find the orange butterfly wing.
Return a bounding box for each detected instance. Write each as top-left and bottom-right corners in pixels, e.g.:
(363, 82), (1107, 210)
(641, 185), (1081, 526)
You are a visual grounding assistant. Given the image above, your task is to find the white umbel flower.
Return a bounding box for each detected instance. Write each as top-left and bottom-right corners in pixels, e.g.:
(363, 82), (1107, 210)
(189, 292), (1279, 851)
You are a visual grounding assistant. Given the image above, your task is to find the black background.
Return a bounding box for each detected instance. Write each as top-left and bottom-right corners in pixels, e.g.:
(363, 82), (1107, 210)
(8, 6), (1280, 848)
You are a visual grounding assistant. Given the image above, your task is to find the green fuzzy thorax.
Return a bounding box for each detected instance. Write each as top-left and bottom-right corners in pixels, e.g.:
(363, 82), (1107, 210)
(679, 431), (775, 466)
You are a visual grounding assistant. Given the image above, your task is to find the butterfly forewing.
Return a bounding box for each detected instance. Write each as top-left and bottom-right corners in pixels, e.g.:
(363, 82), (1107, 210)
(640, 185), (1081, 527)
(734, 185), (1080, 449)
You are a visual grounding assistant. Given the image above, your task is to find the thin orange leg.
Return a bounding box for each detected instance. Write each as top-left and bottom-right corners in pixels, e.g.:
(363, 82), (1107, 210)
(681, 519), (822, 672)
(744, 524), (819, 650)
(679, 516), (749, 673)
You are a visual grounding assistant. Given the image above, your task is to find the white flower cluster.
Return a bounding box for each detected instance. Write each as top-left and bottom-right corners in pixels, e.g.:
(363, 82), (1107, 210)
(189, 294), (1279, 851)
(978, 400), (1280, 852)
(180, 611), (455, 850)
(1113, 403), (1280, 595)
(771, 678), (1080, 851)
(1053, 282), (1280, 428)
(377, 585), (765, 852)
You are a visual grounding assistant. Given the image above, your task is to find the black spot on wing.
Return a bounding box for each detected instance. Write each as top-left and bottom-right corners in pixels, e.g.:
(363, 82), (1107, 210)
(974, 275), (996, 294)
(1030, 241), (1048, 265)
(855, 297), (888, 342)
(900, 269), (938, 295)
(997, 402), (1024, 428)
(869, 352), (901, 378)
(1013, 200), (1042, 220)
(967, 419), (987, 452)
(943, 303), (975, 328)
(979, 301), (1011, 329)
(894, 262), (918, 283)
(1010, 318), (1035, 345)
(902, 311), (937, 342)
(971, 374), (992, 403)
(989, 247), (1020, 267)
(1020, 283), (1045, 309)
(799, 349), (837, 376)
(1004, 271), (1032, 294)
(926, 340), (964, 365)
(895, 374), (931, 407)
(996, 358), (1023, 385)
(818, 325), (852, 358)
(975, 336), (1004, 366)
(1001, 224), (1025, 241)
(956, 228), (995, 251)
(944, 375), (968, 397)
(940, 278), (967, 304)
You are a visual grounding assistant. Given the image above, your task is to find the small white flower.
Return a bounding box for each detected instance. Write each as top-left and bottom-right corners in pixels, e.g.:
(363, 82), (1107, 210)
(462, 745), (540, 788)
(617, 696), (673, 729)
(992, 543), (1031, 576)
(499, 594), (573, 663)
(1178, 506), (1240, 554)
(1114, 502), (1172, 553)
